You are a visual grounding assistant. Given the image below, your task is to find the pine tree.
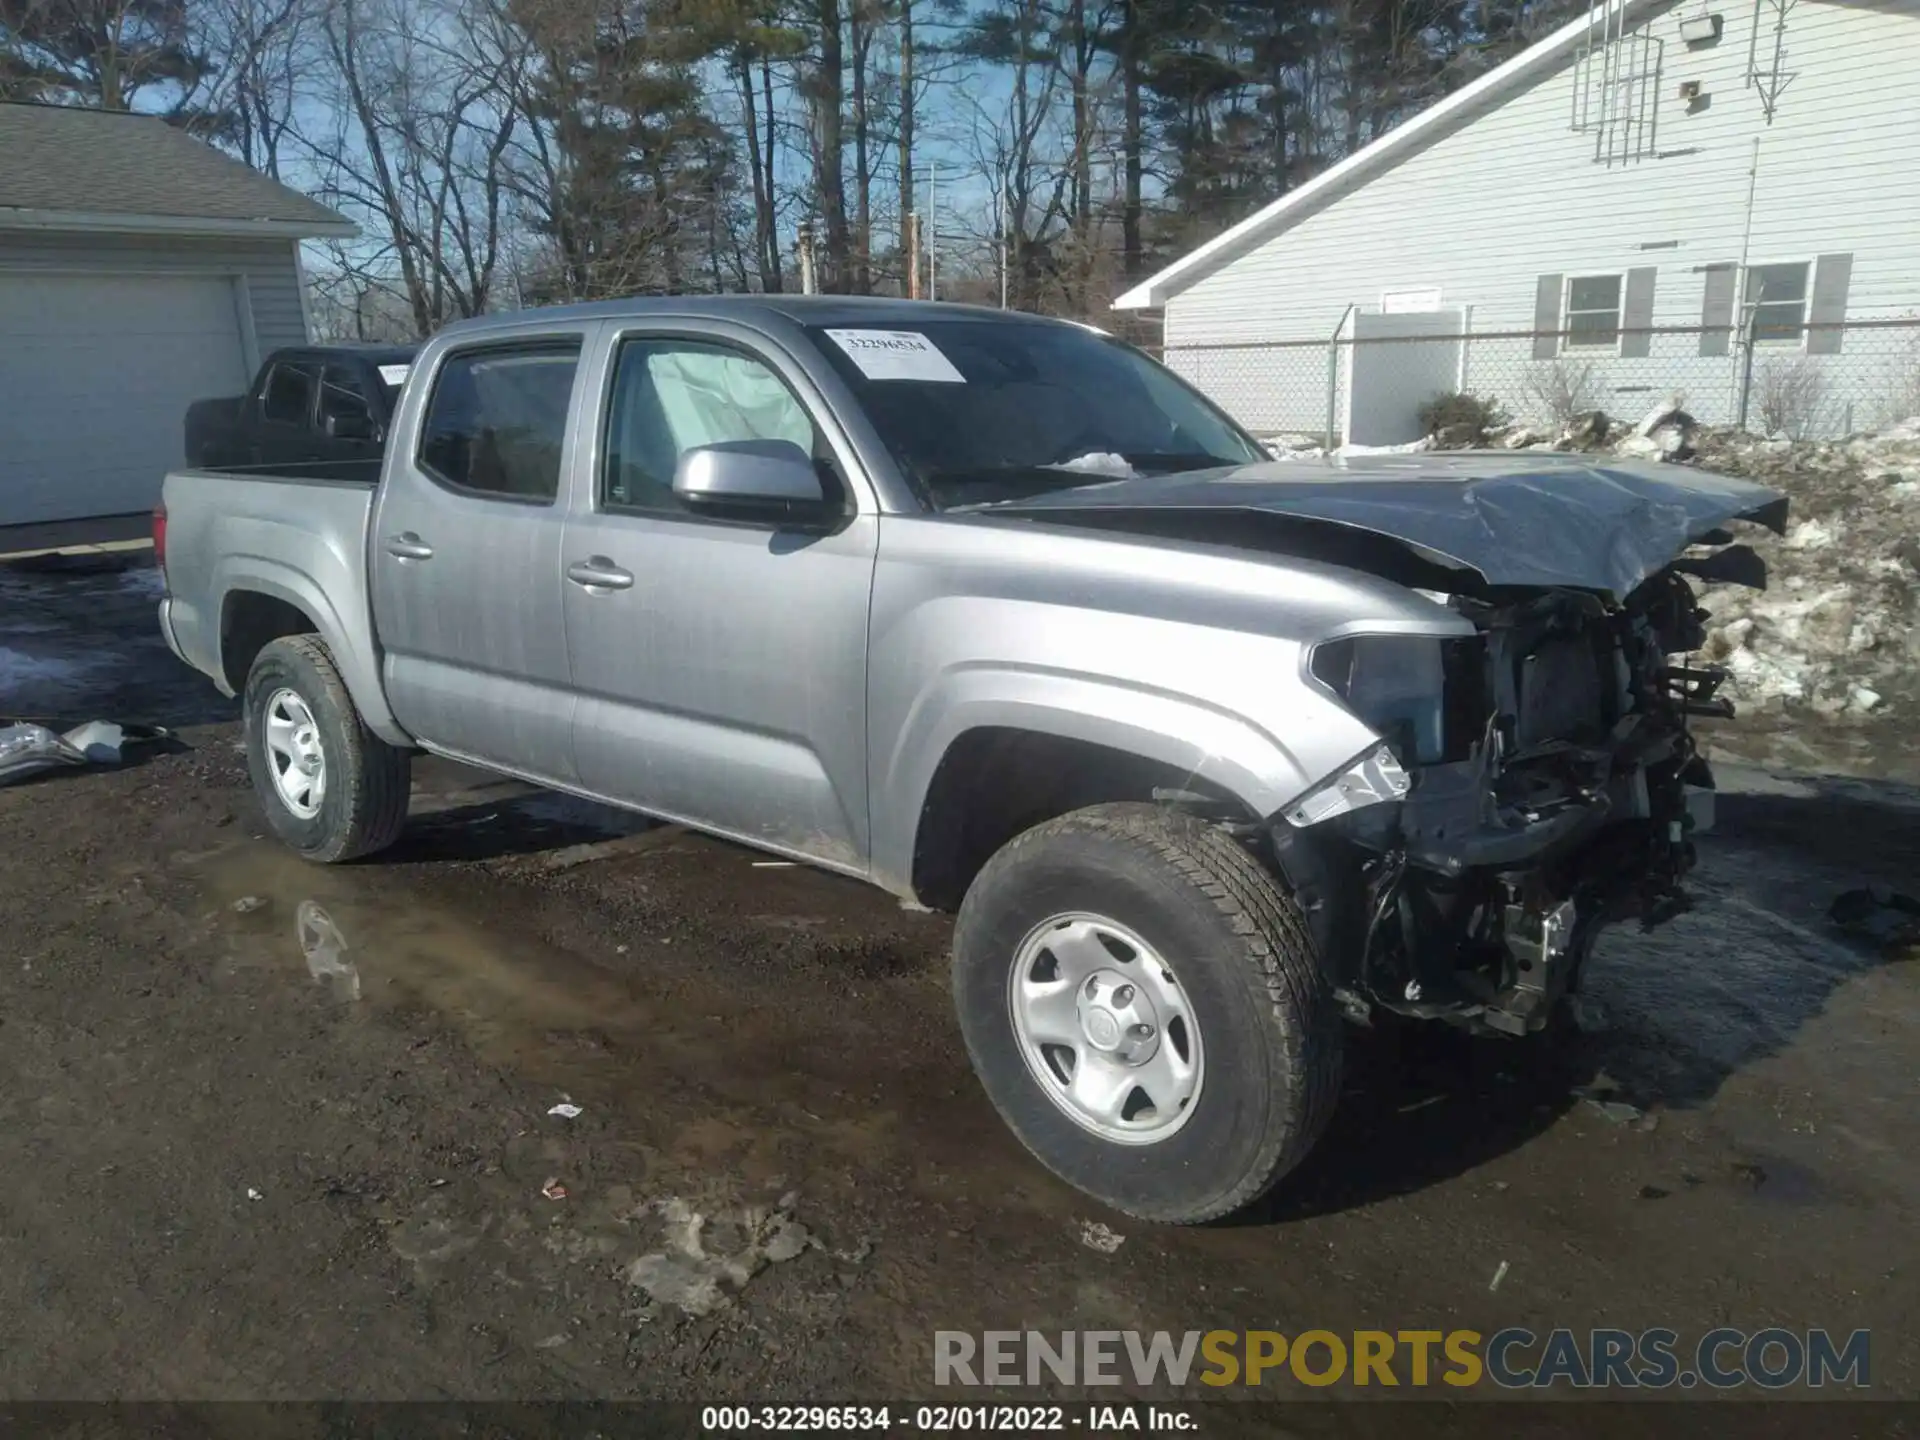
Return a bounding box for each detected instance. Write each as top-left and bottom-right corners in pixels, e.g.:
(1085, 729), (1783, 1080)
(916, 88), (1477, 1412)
(1, 0), (210, 110)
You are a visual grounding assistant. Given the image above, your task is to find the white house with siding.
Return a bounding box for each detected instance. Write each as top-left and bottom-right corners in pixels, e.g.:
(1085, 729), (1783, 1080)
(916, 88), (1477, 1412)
(1115, 0), (1920, 443)
(0, 103), (354, 529)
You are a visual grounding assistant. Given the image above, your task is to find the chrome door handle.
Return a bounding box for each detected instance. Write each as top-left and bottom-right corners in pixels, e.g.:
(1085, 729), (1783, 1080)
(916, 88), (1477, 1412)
(385, 532), (434, 560)
(566, 557), (635, 591)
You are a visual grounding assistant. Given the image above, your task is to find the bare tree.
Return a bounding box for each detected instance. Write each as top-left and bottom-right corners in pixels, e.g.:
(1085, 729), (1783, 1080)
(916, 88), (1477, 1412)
(187, 0), (310, 174)
(958, 0), (1073, 311)
(306, 0), (524, 333)
(1524, 358), (1602, 430)
(1756, 356), (1830, 439)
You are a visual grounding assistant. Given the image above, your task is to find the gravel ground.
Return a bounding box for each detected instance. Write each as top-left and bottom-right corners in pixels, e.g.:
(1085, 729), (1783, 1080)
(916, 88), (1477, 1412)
(1, 553), (1916, 1431)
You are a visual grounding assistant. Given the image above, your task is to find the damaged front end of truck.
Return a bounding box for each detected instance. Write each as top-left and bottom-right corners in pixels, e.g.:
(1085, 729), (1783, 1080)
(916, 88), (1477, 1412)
(1256, 461), (1791, 1036)
(1276, 566), (1753, 1036)
(996, 452), (1792, 1037)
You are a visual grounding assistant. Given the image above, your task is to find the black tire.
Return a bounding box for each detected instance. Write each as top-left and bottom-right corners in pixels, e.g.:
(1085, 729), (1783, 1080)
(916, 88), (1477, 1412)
(243, 634), (411, 863)
(952, 802), (1342, 1223)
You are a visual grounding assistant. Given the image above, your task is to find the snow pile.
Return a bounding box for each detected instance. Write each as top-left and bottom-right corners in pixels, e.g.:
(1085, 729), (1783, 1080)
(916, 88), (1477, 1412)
(1680, 421), (1920, 720)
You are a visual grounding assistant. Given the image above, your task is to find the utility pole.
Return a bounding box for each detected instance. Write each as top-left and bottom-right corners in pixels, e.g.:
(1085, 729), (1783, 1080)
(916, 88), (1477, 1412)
(998, 178), (1009, 309)
(898, 0), (915, 292)
(906, 212), (922, 299)
(926, 161), (938, 302)
(798, 225), (817, 295)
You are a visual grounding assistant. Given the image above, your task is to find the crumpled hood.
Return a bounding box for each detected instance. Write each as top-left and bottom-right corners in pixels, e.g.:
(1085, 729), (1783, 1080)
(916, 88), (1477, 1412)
(977, 451), (1790, 597)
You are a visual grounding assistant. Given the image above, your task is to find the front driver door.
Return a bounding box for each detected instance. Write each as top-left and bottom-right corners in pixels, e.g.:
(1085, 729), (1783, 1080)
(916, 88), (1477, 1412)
(317, 363), (388, 467)
(255, 357), (320, 466)
(561, 329), (878, 869)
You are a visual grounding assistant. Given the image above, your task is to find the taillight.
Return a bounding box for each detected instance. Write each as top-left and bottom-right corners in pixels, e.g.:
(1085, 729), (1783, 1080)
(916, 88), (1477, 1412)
(152, 503), (168, 576)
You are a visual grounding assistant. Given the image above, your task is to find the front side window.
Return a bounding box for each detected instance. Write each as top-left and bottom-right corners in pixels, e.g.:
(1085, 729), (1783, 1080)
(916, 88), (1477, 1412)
(1745, 262), (1810, 345)
(417, 341), (582, 502)
(1563, 275), (1623, 349)
(603, 339), (822, 514)
(804, 320), (1265, 508)
(262, 362), (318, 425)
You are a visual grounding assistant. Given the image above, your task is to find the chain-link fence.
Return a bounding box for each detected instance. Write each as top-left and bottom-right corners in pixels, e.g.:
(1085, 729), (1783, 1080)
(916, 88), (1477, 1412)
(1160, 316), (1920, 448)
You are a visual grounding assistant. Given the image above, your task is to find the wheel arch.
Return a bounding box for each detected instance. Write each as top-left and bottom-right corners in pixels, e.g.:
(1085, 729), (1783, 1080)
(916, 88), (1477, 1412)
(215, 561), (407, 744)
(882, 675), (1317, 909)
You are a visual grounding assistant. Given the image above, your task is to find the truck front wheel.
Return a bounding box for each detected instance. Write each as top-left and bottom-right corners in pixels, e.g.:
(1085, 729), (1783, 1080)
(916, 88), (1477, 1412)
(952, 803), (1341, 1223)
(243, 635), (410, 863)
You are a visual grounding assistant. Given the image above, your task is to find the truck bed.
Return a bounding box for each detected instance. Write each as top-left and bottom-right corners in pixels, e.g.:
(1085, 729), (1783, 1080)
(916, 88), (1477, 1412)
(157, 466), (384, 710)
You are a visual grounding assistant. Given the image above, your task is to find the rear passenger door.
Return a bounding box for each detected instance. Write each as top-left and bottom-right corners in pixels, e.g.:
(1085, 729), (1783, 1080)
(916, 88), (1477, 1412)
(370, 332), (590, 782)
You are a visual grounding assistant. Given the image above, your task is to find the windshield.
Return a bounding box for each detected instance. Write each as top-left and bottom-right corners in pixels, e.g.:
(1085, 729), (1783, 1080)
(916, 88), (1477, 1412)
(805, 320), (1265, 506)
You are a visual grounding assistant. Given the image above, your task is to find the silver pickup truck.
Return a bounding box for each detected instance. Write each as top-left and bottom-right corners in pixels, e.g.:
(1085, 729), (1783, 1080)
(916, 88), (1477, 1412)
(158, 296), (1787, 1222)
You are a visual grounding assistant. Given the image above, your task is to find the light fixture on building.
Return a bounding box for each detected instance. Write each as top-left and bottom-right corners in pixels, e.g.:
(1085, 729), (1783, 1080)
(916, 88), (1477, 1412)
(1679, 12), (1723, 44)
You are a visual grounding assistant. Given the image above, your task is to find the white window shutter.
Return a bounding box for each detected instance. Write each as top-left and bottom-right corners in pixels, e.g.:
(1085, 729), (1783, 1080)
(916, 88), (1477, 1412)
(1620, 268), (1657, 358)
(1807, 253), (1853, 355)
(1698, 264), (1737, 356)
(1532, 275), (1563, 359)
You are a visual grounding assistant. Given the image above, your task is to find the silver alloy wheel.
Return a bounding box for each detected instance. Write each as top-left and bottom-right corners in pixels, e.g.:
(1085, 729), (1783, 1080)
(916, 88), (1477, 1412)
(1007, 912), (1204, 1145)
(262, 687), (327, 820)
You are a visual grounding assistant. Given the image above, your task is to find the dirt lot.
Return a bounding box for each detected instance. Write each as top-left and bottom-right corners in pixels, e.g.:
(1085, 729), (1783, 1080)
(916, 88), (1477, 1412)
(2, 554), (1917, 1427)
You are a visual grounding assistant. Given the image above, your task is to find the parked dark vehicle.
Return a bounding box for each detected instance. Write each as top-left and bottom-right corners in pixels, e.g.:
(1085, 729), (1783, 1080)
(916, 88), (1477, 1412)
(184, 344), (417, 476)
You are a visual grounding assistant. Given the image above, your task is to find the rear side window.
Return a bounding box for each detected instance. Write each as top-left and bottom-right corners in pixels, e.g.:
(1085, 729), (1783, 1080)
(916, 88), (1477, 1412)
(417, 341), (582, 502)
(262, 362), (318, 425)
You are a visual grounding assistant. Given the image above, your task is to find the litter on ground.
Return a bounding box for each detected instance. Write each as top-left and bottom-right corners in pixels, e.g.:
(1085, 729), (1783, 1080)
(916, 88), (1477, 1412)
(0, 720), (169, 786)
(1079, 1220), (1126, 1254)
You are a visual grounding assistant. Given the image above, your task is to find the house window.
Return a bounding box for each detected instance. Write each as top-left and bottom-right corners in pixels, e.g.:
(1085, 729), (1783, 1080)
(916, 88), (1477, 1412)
(1563, 275), (1623, 348)
(1744, 261), (1810, 345)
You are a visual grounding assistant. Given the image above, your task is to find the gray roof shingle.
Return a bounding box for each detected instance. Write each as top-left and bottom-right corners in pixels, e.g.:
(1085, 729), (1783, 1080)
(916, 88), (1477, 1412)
(0, 102), (352, 234)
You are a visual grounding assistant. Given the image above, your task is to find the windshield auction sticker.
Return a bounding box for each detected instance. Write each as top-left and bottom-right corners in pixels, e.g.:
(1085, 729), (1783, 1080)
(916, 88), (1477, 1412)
(825, 329), (966, 383)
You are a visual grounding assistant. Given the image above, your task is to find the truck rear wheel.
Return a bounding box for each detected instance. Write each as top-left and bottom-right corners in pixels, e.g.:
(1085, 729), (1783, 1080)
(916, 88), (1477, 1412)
(952, 803), (1341, 1223)
(243, 635), (410, 863)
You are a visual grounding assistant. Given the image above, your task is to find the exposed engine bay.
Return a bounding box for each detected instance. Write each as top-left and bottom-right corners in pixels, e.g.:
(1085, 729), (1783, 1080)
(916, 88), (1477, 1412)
(987, 451), (1792, 1036)
(1273, 562), (1746, 1037)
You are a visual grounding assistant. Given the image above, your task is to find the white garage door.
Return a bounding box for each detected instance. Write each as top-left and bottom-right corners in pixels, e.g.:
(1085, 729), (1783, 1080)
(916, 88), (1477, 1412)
(0, 272), (252, 526)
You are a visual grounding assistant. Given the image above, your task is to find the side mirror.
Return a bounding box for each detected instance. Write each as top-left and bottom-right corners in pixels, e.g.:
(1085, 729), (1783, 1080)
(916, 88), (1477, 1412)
(324, 411), (377, 442)
(672, 439), (833, 522)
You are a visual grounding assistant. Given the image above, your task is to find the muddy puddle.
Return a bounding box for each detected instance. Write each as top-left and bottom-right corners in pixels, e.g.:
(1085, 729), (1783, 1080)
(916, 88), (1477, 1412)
(172, 832), (1029, 1217)
(166, 757), (1920, 1271)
